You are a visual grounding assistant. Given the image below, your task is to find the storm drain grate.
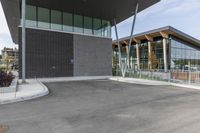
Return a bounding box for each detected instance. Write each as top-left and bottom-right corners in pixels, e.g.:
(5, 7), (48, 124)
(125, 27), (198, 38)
(0, 125), (9, 133)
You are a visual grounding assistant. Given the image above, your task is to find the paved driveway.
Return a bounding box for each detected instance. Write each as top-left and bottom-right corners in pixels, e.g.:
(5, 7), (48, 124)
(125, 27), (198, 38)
(1, 80), (200, 133)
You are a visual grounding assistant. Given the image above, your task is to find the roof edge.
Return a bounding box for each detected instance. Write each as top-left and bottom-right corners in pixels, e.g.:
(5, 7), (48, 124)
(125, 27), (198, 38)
(113, 26), (200, 48)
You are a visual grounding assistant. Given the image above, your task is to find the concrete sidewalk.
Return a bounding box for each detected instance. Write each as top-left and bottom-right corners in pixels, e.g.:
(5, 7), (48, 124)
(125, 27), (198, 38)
(0, 79), (49, 105)
(110, 77), (200, 90)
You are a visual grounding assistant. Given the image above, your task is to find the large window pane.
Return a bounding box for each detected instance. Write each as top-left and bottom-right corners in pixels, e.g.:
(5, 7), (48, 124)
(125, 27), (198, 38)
(139, 43), (148, 70)
(102, 20), (111, 37)
(26, 5), (36, 27)
(51, 10), (62, 30)
(84, 16), (92, 35)
(63, 12), (73, 32)
(74, 14), (83, 33)
(38, 7), (50, 29)
(93, 18), (102, 36)
(102, 20), (107, 37)
(107, 21), (111, 37)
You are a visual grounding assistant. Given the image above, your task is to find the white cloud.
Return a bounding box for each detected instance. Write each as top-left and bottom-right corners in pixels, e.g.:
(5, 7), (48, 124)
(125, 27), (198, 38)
(0, 2), (10, 34)
(112, 0), (200, 40)
(139, 0), (200, 18)
(0, 2), (15, 54)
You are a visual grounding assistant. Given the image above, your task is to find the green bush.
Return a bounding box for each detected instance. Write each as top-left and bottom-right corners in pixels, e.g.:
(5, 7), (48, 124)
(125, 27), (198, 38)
(0, 65), (6, 71)
(0, 71), (15, 87)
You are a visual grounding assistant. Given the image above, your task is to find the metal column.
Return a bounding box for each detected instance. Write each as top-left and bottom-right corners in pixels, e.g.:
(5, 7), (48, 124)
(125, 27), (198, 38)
(113, 2), (139, 77)
(127, 2), (139, 69)
(21, 0), (26, 83)
(136, 44), (140, 70)
(114, 19), (122, 69)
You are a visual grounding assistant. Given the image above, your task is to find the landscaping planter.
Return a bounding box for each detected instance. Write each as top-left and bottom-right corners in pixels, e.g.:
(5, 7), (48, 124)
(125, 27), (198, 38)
(0, 78), (18, 93)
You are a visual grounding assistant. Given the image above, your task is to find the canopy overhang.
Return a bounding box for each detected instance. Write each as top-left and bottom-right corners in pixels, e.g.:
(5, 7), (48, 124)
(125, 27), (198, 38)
(1, 0), (160, 43)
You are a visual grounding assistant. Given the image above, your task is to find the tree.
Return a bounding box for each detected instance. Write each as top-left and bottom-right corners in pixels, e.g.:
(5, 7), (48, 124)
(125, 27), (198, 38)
(148, 51), (159, 70)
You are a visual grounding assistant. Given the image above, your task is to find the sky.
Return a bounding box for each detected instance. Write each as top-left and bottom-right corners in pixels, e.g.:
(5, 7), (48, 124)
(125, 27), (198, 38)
(0, 0), (200, 54)
(111, 0), (200, 40)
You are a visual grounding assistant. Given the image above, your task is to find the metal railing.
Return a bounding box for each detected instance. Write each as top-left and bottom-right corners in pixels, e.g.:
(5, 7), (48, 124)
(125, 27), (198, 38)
(113, 68), (200, 85)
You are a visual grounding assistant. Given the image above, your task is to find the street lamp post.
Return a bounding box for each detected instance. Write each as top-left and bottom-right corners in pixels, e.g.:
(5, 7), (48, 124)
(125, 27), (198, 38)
(21, 0), (26, 83)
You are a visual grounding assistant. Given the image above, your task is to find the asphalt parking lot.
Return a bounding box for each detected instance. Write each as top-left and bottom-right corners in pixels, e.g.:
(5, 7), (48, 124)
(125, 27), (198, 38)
(1, 80), (200, 133)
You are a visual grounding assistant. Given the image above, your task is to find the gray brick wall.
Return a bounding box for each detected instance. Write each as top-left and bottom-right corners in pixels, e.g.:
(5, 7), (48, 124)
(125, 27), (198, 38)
(19, 28), (112, 78)
(73, 34), (112, 76)
(19, 28), (73, 78)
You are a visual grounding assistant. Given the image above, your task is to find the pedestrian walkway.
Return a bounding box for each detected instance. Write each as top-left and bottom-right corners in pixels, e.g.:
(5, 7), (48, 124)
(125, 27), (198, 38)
(0, 79), (49, 104)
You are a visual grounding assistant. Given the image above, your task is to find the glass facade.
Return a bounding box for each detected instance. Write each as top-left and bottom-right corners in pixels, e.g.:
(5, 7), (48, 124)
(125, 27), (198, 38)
(130, 45), (137, 69)
(139, 42), (148, 70)
(151, 39), (168, 70)
(74, 14), (83, 33)
(38, 7), (50, 29)
(84, 16), (93, 35)
(51, 10), (62, 30)
(26, 5), (37, 27)
(112, 39), (170, 72)
(170, 37), (200, 71)
(25, 5), (111, 38)
(112, 36), (200, 73)
(63, 12), (73, 32)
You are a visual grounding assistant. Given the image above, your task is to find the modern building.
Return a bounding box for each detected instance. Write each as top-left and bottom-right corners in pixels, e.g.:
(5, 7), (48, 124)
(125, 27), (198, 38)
(112, 26), (200, 81)
(1, 0), (160, 79)
(1, 47), (18, 70)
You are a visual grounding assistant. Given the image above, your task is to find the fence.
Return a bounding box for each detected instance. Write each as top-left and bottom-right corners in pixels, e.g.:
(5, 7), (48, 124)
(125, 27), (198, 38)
(113, 68), (200, 85)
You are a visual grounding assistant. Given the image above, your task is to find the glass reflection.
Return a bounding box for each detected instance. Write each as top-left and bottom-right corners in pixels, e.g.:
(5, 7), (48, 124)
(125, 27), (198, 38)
(25, 5), (111, 38)
(170, 37), (200, 71)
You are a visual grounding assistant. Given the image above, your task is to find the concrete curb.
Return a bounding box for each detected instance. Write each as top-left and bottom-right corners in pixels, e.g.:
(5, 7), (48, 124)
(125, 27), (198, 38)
(109, 77), (170, 86)
(16, 79), (49, 102)
(170, 83), (200, 90)
(38, 76), (112, 83)
(0, 80), (49, 105)
(109, 77), (200, 90)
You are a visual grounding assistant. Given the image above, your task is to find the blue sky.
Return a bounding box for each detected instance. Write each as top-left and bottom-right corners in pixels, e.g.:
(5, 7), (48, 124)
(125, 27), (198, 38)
(112, 0), (200, 40)
(0, 0), (200, 54)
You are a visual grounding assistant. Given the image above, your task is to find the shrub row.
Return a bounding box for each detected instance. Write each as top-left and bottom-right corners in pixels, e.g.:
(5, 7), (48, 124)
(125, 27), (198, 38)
(0, 71), (15, 87)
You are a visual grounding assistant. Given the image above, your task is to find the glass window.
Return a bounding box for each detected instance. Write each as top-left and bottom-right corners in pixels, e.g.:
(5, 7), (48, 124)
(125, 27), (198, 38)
(171, 40), (176, 48)
(171, 48), (176, 58)
(84, 16), (92, 35)
(139, 43), (148, 70)
(51, 10), (62, 30)
(186, 49), (190, 59)
(38, 7), (50, 29)
(191, 50), (195, 59)
(108, 22), (111, 38)
(93, 18), (102, 36)
(170, 37), (200, 71)
(74, 14), (83, 33)
(63, 12), (73, 32)
(25, 5), (111, 38)
(102, 20), (111, 37)
(26, 5), (37, 27)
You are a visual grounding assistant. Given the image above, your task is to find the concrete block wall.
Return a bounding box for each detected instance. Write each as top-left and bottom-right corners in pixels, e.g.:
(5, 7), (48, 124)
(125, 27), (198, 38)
(19, 28), (112, 78)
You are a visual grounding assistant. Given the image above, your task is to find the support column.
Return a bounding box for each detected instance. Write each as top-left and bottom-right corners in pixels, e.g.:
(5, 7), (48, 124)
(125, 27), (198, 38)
(136, 44), (140, 70)
(126, 45), (131, 69)
(127, 2), (139, 69)
(113, 2), (139, 77)
(114, 19), (121, 68)
(22, 0), (26, 83)
(163, 38), (168, 72)
(148, 41), (152, 70)
(160, 32), (169, 73)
